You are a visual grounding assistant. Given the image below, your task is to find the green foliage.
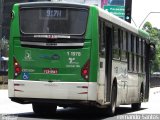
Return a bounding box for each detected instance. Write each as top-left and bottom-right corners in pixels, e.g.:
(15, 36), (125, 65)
(142, 22), (160, 71)
(143, 22), (152, 33)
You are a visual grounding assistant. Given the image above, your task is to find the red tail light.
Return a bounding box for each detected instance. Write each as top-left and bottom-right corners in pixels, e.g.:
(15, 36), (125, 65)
(14, 57), (21, 78)
(81, 60), (90, 80)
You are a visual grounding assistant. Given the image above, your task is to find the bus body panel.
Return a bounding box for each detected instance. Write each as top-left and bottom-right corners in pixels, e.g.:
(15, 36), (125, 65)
(8, 3), (100, 104)
(13, 46), (90, 82)
(8, 4), (20, 80)
(11, 4), (91, 83)
(89, 6), (99, 83)
(111, 60), (128, 105)
(8, 80), (97, 101)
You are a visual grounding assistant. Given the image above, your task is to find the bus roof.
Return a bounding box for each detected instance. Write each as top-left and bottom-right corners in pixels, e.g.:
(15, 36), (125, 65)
(15, 1), (89, 8)
(138, 29), (150, 39)
(14, 2), (150, 40)
(95, 5), (150, 39)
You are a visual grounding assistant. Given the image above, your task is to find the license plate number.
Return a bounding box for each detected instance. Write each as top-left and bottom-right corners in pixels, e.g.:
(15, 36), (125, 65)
(43, 68), (58, 74)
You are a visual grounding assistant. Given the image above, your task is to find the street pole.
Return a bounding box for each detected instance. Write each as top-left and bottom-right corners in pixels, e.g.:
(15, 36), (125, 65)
(125, 0), (132, 23)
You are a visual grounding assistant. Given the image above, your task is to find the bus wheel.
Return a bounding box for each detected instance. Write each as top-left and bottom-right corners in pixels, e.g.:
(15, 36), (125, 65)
(131, 87), (143, 110)
(32, 103), (57, 116)
(131, 103), (141, 110)
(107, 84), (117, 116)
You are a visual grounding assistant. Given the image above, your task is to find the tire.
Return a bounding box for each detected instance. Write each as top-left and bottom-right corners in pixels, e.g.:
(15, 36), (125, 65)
(131, 103), (141, 110)
(32, 103), (57, 116)
(131, 87), (143, 110)
(107, 85), (117, 116)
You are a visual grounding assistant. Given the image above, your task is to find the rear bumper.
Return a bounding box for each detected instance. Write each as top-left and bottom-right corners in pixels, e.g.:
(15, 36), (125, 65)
(9, 97), (99, 108)
(8, 80), (97, 101)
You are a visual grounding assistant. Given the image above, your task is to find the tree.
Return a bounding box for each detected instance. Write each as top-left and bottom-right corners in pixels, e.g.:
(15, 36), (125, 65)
(143, 22), (160, 72)
(143, 22), (152, 33)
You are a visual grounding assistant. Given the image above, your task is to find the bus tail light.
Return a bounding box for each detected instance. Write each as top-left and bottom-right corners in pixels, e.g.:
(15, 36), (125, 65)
(81, 60), (90, 80)
(14, 57), (21, 78)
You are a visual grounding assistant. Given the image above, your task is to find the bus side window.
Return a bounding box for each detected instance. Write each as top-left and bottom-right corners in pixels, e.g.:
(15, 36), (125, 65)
(99, 19), (105, 58)
(133, 35), (137, 72)
(128, 33), (132, 71)
(141, 39), (144, 73)
(121, 30), (127, 61)
(131, 35), (135, 72)
(149, 43), (155, 60)
(136, 37), (139, 72)
(142, 40), (146, 73)
(112, 27), (120, 59)
(139, 38), (142, 73)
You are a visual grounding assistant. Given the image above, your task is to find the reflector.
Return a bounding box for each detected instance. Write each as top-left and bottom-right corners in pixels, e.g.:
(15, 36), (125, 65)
(14, 57), (21, 78)
(81, 60), (90, 80)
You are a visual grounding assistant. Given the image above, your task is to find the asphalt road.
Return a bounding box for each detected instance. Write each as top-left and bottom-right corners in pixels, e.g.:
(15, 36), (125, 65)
(0, 87), (160, 120)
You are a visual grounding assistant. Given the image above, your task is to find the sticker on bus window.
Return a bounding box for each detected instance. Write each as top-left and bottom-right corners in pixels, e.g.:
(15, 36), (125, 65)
(22, 72), (30, 80)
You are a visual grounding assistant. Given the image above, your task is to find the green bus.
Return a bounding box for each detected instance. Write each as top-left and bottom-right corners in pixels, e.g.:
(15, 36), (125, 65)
(8, 2), (155, 116)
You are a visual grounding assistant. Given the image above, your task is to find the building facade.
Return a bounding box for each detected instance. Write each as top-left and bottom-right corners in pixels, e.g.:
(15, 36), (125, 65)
(0, 0), (3, 41)
(1, 0), (50, 40)
(0, 0), (50, 71)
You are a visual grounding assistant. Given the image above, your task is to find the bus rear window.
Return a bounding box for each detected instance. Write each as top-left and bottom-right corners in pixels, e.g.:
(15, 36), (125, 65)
(20, 7), (88, 35)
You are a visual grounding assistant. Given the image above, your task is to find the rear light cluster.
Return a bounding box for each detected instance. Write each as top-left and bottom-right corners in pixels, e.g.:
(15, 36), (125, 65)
(14, 57), (22, 78)
(81, 60), (90, 80)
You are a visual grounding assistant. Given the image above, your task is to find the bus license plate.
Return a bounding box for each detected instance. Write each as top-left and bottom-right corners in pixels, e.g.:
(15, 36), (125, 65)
(43, 68), (58, 74)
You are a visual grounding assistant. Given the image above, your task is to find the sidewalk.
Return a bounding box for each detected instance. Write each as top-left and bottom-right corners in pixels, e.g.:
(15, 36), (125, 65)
(0, 76), (8, 89)
(0, 89), (32, 114)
